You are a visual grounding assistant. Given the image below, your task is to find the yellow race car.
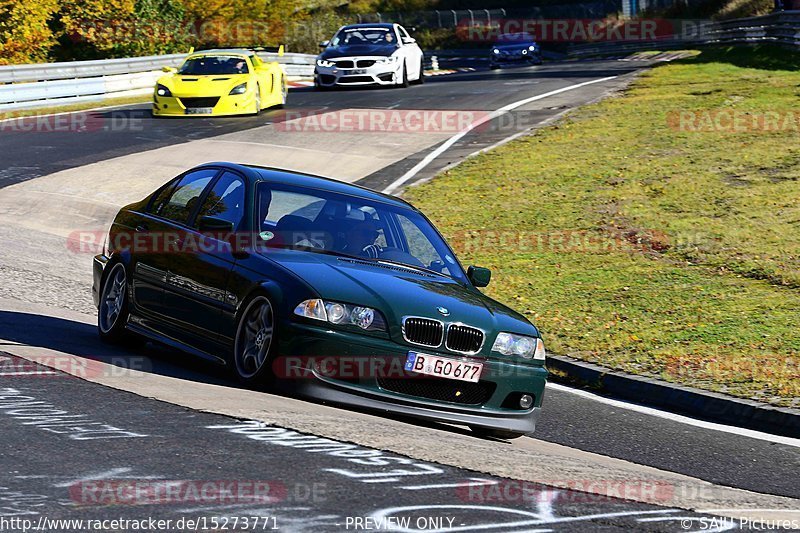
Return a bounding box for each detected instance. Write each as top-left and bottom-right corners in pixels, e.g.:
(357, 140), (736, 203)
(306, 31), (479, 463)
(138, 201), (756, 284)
(153, 47), (287, 117)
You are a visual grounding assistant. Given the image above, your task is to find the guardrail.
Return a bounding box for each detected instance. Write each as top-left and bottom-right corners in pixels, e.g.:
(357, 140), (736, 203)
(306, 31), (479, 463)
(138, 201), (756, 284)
(0, 52), (316, 113)
(567, 11), (800, 58)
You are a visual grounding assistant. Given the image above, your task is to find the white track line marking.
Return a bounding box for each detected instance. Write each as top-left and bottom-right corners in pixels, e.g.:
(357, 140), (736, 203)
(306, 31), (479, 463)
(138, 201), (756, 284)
(382, 76), (617, 194)
(400, 478), (498, 490)
(546, 382), (800, 448)
(0, 371), (57, 376)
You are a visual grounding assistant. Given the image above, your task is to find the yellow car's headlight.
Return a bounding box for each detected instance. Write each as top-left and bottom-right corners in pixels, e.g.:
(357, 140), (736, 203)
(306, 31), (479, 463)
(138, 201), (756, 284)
(156, 84), (172, 97)
(229, 83), (248, 95)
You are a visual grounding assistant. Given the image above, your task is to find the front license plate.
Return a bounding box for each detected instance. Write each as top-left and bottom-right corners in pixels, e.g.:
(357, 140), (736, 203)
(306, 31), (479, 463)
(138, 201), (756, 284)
(405, 352), (483, 383)
(185, 107), (214, 115)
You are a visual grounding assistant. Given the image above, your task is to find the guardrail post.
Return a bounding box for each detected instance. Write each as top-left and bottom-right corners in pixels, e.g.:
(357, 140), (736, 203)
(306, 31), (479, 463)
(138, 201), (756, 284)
(436, 10), (442, 28)
(451, 10), (457, 27)
(431, 55), (439, 70)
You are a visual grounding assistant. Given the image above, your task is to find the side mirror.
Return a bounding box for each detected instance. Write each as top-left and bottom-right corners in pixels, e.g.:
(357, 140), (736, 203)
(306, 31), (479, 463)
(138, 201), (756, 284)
(162, 66), (177, 73)
(402, 37), (416, 45)
(198, 216), (234, 234)
(467, 266), (491, 287)
(319, 40), (330, 48)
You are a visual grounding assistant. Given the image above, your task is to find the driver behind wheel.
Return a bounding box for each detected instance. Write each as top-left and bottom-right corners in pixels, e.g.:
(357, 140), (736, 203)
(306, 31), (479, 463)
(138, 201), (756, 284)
(343, 219), (382, 258)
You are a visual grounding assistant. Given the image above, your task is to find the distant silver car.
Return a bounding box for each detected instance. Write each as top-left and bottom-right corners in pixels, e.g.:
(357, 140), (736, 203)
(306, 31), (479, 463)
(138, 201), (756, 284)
(315, 23), (425, 88)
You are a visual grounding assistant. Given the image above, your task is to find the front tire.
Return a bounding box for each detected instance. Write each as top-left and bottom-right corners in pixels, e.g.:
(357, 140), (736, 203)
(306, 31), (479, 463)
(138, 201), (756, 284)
(411, 59), (425, 84)
(397, 62), (409, 88)
(98, 262), (131, 344)
(278, 76), (287, 108)
(254, 84), (262, 115)
(233, 295), (276, 384)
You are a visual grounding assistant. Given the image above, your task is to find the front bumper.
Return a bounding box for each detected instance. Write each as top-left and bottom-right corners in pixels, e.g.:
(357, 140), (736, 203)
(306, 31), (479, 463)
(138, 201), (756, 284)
(273, 321), (547, 435)
(152, 91), (258, 117)
(315, 61), (401, 87)
(92, 253), (109, 308)
(490, 52), (542, 66)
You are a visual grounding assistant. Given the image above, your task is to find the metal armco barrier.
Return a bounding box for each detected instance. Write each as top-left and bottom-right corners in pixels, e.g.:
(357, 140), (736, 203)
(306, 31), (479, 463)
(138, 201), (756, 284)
(0, 52), (316, 113)
(567, 11), (800, 57)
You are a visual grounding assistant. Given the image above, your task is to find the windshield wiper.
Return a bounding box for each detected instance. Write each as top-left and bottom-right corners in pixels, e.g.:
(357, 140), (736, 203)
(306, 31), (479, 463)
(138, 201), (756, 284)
(371, 258), (451, 279)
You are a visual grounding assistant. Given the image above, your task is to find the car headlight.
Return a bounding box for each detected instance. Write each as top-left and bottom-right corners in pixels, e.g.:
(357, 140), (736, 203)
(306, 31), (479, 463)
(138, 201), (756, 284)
(316, 59), (335, 68)
(294, 299), (387, 331)
(229, 83), (248, 95)
(156, 84), (172, 97)
(376, 55), (398, 64)
(492, 333), (545, 361)
(529, 45), (538, 51)
(492, 48), (500, 55)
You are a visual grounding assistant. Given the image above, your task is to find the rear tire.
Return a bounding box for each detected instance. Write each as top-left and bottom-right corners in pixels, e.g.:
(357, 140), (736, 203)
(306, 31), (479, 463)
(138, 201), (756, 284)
(470, 426), (525, 440)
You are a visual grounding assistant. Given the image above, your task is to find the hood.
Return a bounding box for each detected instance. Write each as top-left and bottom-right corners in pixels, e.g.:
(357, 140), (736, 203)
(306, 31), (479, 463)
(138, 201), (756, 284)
(262, 249), (539, 345)
(319, 44), (399, 59)
(157, 73), (250, 96)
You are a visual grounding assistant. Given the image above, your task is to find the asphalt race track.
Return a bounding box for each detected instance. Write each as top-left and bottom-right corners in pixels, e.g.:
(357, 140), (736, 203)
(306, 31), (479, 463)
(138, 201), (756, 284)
(0, 59), (798, 531)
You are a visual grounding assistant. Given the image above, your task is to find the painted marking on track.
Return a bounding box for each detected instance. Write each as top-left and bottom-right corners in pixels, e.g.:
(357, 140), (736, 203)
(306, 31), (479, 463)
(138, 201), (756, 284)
(382, 76), (617, 194)
(400, 478), (498, 490)
(53, 468), (164, 488)
(0, 387), (148, 440)
(546, 382), (800, 448)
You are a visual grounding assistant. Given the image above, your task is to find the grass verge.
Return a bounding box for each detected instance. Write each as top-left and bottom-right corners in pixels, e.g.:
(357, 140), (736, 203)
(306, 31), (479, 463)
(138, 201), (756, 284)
(405, 45), (800, 407)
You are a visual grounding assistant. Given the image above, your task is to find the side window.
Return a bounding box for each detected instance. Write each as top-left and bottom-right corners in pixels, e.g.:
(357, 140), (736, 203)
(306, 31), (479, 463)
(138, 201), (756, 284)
(194, 172), (246, 230)
(155, 169), (217, 225)
(398, 26), (411, 41)
(397, 214), (446, 272)
(148, 180), (178, 214)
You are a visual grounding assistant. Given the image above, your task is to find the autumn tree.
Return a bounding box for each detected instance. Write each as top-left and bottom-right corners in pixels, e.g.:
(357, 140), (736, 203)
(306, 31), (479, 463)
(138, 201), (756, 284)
(0, 0), (58, 64)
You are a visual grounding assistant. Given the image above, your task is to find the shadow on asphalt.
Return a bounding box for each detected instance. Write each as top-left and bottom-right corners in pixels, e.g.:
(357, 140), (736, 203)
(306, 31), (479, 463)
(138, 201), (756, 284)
(0, 310), (505, 441)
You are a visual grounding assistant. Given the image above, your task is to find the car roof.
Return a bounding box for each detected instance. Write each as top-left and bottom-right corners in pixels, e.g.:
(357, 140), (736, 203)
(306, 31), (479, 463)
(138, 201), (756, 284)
(339, 23), (396, 30)
(196, 162), (415, 210)
(188, 49), (252, 58)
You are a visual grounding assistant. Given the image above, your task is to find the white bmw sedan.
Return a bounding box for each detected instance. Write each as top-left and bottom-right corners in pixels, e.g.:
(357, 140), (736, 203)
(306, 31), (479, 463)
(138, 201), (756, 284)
(315, 23), (425, 89)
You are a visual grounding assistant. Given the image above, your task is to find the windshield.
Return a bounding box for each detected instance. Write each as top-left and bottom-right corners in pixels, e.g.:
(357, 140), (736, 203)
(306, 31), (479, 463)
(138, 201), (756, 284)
(178, 56), (249, 75)
(331, 27), (396, 46)
(496, 33), (536, 44)
(256, 182), (465, 281)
